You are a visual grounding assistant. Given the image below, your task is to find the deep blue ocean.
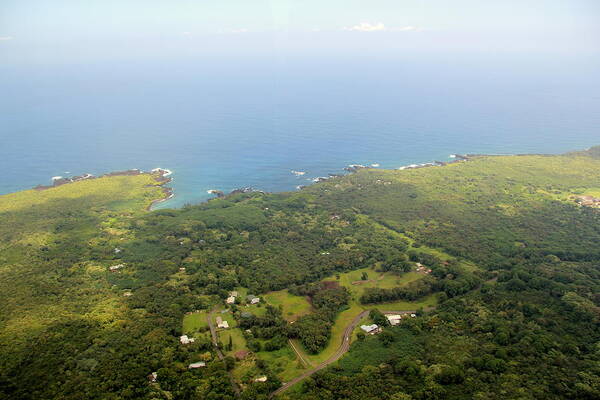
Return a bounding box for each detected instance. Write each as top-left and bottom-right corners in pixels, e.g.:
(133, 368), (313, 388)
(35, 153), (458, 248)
(1, 54), (599, 209)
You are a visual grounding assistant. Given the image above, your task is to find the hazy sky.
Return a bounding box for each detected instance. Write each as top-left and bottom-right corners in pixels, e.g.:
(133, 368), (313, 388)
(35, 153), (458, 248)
(1, 1), (599, 64)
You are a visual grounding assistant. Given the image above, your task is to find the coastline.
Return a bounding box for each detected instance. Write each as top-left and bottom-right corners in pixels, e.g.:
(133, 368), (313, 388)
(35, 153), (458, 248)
(30, 168), (174, 211)
(19, 151), (554, 211)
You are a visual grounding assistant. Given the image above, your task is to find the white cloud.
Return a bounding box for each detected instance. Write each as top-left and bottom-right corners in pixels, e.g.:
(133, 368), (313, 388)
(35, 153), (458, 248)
(0, 36), (13, 41)
(345, 22), (386, 32)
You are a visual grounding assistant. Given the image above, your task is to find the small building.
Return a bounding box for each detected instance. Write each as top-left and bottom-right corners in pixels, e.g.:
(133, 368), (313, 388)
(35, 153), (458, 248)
(386, 314), (402, 326)
(148, 372), (157, 382)
(360, 324), (381, 335)
(216, 316), (229, 329)
(410, 313), (416, 318)
(226, 296), (236, 304)
(247, 295), (260, 304)
(180, 335), (195, 345)
(109, 264), (124, 271)
(188, 362), (206, 369)
(254, 376), (268, 382)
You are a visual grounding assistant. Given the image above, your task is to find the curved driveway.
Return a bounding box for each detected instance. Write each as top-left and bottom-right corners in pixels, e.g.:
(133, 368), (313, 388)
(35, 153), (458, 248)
(271, 310), (416, 397)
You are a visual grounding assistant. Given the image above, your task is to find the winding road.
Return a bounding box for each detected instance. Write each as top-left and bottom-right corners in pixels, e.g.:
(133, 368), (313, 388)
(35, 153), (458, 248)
(271, 310), (416, 397)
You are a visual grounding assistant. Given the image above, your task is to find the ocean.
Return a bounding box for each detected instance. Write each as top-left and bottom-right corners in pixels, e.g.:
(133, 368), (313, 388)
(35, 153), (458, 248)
(2, 54), (599, 208)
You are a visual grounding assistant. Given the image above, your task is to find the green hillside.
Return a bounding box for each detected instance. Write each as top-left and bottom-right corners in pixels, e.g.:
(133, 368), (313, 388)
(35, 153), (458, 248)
(1, 148), (599, 400)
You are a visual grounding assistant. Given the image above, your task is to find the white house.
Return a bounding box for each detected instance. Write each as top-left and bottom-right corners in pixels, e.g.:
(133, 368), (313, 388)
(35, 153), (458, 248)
(188, 362), (206, 369)
(180, 335), (195, 344)
(254, 376), (268, 382)
(109, 264), (124, 271)
(226, 296), (236, 304)
(360, 324), (381, 335)
(386, 315), (402, 326)
(216, 316), (229, 329)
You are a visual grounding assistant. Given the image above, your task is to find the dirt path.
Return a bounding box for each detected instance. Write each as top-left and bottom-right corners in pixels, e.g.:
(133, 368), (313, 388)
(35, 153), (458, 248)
(207, 312), (241, 397)
(288, 339), (312, 368)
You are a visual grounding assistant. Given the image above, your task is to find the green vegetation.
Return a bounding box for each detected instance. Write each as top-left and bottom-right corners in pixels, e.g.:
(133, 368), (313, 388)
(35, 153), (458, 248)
(263, 290), (313, 322)
(1, 147), (600, 399)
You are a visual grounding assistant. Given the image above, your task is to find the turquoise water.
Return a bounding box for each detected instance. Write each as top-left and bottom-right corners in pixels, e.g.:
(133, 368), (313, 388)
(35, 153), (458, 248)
(1, 55), (599, 208)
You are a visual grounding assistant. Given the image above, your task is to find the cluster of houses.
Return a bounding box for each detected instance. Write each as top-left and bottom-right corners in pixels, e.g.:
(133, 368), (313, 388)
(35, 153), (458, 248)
(226, 291), (261, 306)
(415, 263), (432, 274)
(576, 195), (600, 208)
(361, 313), (418, 335)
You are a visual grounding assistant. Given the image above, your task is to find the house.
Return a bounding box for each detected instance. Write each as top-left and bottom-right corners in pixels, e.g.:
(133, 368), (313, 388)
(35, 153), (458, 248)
(360, 324), (381, 335)
(180, 335), (195, 345)
(410, 313), (416, 318)
(188, 362), (206, 369)
(247, 295), (260, 304)
(216, 316), (229, 329)
(109, 264), (124, 271)
(148, 372), (157, 382)
(226, 296), (236, 304)
(386, 314), (403, 326)
(254, 376), (268, 382)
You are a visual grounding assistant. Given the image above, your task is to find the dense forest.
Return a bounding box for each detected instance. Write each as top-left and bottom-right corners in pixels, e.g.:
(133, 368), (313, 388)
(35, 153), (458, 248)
(1, 147), (599, 399)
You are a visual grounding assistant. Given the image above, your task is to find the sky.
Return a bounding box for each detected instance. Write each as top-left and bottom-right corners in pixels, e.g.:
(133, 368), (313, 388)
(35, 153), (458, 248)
(1, 0), (599, 65)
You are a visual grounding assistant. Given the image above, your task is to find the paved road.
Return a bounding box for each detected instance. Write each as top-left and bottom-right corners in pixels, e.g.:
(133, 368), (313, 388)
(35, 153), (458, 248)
(207, 312), (241, 397)
(271, 310), (417, 397)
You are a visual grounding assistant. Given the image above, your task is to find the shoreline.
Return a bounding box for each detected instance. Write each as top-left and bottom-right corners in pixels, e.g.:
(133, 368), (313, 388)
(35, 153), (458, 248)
(19, 150), (564, 210)
(30, 168), (174, 211)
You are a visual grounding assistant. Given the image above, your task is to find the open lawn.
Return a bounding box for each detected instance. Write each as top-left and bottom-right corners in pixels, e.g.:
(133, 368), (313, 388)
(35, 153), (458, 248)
(264, 289), (312, 321)
(220, 328), (247, 355)
(242, 303), (268, 317)
(182, 311), (209, 334)
(324, 267), (426, 302)
(257, 345), (308, 382)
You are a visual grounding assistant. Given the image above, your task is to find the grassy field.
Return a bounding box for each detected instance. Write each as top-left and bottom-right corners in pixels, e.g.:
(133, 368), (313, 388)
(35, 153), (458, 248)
(325, 267), (425, 299)
(182, 311), (209, 334)
(263, 289), (313, 321)
(257, 345), (308, 382)
(220, 328), (247, 355)
(243, 303), (268, 317)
